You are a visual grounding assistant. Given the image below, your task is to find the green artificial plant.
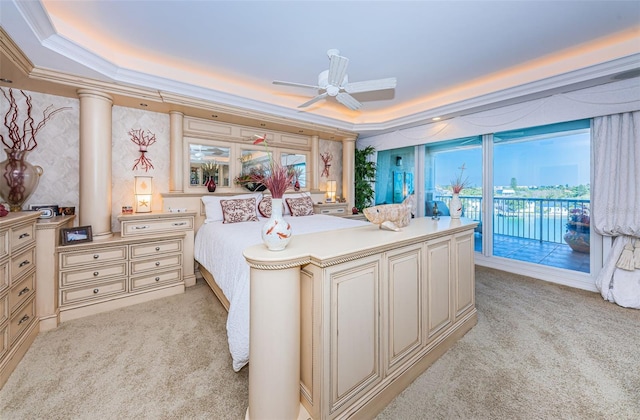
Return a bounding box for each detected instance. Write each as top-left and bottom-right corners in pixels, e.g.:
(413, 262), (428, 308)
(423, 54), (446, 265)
(354, 145), (377, 212)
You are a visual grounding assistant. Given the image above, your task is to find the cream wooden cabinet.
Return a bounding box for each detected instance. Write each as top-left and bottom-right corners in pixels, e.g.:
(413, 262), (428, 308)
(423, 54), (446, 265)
(313, 202), (348, 216)
(0, 212), (40, 389)
(245, 217), (478, 420)
(57, 212), (194, 322)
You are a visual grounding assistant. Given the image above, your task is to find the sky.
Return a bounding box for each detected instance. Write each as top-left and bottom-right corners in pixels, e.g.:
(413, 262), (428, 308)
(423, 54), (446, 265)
(435, 132), (591, 188)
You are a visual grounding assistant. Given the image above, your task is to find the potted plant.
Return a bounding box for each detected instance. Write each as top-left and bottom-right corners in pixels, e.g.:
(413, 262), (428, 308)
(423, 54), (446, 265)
(564, 206), (590, 253)
(354, 145), (376, 212)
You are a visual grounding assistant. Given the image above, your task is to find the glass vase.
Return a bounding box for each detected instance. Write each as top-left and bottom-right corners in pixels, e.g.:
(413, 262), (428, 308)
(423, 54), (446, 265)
(0, 149), (43, 212)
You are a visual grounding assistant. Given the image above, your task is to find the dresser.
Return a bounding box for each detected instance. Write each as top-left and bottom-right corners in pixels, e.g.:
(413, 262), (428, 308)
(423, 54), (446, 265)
(313, 202), (348, 216)
(0, 212), (40, 389)
(57, 212), (195, 322)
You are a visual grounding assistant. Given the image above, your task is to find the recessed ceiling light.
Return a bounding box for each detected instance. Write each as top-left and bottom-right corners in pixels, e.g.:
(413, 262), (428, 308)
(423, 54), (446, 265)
(432, 117), (442, 121)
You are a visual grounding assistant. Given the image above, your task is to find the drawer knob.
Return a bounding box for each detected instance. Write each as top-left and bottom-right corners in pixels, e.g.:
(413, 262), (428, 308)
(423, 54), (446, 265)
(93, 254), (100, 259)
(172, 222), (187, 226)
(18, 286), (30, 296)
(19, 260), (30, 268)
(19, 233), (31, 239)
(155, 261), (161, 266)
(134, 225), (150, 230)
(18, 314), (30, 325)
(155, 277), (160, 282)
(93, 271), (99, 277)
(155, 246), (160, 251)
(93, 288), (99, 294)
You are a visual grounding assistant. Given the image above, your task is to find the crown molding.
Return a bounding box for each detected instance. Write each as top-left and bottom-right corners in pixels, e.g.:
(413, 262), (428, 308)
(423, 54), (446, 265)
(0, 27), (33, 75)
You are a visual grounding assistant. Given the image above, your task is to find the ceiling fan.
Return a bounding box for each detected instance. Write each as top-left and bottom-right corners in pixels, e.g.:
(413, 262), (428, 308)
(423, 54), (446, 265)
(273, 49), (397, 111)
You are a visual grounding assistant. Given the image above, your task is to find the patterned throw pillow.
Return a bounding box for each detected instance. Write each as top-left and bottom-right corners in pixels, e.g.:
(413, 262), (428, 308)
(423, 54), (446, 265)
(285, 196), (314, 217)
(220, 198), (259, 223)
(258, 196), (272, 218)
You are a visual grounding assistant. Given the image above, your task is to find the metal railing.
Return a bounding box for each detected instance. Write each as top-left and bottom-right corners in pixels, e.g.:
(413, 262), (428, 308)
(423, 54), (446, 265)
(435, 195), (590, 244)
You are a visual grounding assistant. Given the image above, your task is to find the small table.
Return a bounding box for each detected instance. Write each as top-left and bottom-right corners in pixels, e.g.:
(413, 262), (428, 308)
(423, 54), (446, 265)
(313, 202), (348, 216)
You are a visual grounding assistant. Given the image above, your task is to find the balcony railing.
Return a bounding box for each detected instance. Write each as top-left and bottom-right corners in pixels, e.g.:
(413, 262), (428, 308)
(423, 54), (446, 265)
(436, 195), (590, 245)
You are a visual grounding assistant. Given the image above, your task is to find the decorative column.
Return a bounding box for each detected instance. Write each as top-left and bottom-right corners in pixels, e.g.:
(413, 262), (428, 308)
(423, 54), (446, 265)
(77, 89), (113, 239)
(169, 111), (184, 192)
(342, 137), (357, 210)
(310, 135), (319, 191)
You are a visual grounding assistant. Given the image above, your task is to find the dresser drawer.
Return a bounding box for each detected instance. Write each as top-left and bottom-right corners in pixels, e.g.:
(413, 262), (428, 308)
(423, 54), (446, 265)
(121, 217), (193, 236)
(0, 293), (7, 325)
(60, 279), (127, 306)
(11, 222), (36, 252)
(0, 322), (7, 359)
(60, 245), (127, 269)
(130, 239), (182, 259)
(130, 268), (182, 291)
(60, 262), (128, 287)
(0, 229), (8, 260)
(11, 246), (35, 281)
(0, 260), (8, 293)
(9, 271), (35, 314)
(9, 297), (35, 344)
(130, 254), (182, 275)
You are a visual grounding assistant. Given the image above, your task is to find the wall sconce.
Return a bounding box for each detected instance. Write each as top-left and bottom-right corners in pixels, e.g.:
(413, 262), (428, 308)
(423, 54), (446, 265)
(326, 180), (337, 203)
(135, 176), (153, 213)
(396, 156), (403, 166)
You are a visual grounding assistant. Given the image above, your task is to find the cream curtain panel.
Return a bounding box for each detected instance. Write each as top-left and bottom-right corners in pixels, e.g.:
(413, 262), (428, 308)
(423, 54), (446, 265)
(593, 111), (640, 309)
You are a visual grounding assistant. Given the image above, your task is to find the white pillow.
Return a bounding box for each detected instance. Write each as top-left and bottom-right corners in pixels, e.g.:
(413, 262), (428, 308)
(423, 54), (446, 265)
(281, 192), (312, 215)
(202, 193), (262, 223)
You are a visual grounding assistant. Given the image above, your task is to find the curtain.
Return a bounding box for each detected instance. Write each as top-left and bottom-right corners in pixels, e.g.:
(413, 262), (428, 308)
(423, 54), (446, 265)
(592, 111), (640, 309)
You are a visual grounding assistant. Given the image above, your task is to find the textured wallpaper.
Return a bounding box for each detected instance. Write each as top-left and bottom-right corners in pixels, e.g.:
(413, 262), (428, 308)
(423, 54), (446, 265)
(318, 138), (343, 198)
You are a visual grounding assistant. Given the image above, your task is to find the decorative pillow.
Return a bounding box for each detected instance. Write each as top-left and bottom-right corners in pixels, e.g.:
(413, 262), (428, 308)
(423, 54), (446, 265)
(285, 195), (314, 217)
(220, 198), (259, 223)
(202, 193), (262, 223)
(258, 196), (272, 218)
(282, 192), (312, 215)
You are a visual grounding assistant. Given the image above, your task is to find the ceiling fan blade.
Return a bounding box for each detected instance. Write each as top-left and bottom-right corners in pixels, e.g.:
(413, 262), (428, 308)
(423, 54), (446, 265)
(336, 92), (361, 110)
(327, 54), (349, 87)
(273, 80), (320, 90)
(298, 93), (328, 108)
(344, 77), (397, 94)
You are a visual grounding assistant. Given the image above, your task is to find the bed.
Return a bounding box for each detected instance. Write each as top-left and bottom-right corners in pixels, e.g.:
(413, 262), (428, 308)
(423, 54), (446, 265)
(193, 192), (368, 371)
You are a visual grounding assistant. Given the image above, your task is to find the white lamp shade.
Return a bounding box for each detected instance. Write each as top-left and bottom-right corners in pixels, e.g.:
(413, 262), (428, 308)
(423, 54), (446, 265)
(135, 176), (153, 194)
(326, 180), (337, 202)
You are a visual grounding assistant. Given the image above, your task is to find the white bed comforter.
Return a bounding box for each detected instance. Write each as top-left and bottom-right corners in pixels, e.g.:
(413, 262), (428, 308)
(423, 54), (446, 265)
(194, 214), (368, 371)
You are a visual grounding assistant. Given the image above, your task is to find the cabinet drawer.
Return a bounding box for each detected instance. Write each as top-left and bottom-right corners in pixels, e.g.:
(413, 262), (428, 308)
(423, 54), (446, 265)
(130, 268), (182, 291)
(130, 254), (182, 275)
(0, 322), (7, 359)
(60, 262), (127, 287)
(11, 222), (35, 252)
(60, 246), (127, 268)
(0, 260), (8, 293)
(0, 293), (7, 325)
(9, 271), (35, 314)
(60, 279), (127, 306)
(121, 217), (193, 236)
(0, 229), (8, 260)
(130, 239), (182, 259)
(11, 246), (35, 280)
(9, 297), (35, 344)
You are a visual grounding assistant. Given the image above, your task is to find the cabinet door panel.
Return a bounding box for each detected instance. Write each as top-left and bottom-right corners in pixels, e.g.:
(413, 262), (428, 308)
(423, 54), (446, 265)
(425, 238), (452, 339)
(329, 258), (381, 411)
(387, 245), (422, 372)
(454, 231), (475, 319)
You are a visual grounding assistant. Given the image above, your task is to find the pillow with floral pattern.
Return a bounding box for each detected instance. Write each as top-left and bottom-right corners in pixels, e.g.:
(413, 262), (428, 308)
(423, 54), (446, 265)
(220, 198), (259, 223)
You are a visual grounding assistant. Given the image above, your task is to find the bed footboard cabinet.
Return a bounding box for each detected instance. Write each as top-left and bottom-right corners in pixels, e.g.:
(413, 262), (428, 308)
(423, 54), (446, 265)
(244, 217), (477, 420)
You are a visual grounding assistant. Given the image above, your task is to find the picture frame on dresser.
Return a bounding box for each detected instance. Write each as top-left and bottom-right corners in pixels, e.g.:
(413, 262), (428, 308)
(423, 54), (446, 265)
(60, 225), (93, 245)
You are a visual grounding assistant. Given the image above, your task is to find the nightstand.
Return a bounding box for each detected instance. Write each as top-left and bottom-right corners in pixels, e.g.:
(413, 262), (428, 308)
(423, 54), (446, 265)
(313, 202), (348, 216)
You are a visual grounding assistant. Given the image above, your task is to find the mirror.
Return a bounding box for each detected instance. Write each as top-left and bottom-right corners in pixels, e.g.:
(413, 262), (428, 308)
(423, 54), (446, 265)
(189, 143), (231, 187)
(281, 152), (307, 189)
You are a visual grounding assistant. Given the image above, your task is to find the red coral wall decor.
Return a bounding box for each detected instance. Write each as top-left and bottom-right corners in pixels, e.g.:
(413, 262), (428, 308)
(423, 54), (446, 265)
(130, 129), (156, 171)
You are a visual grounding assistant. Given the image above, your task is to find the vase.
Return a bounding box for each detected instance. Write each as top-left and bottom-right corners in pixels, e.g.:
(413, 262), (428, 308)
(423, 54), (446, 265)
(564, 229), (590, 253)
(0, 149), (43, 212)
(450, 193), (462, 219)
(205, 176), (217, 192)
(261, 198), (292, 251)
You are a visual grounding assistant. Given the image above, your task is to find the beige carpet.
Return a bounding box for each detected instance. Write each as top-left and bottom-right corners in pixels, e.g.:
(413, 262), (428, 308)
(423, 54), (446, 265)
(1, 267), (639, 419)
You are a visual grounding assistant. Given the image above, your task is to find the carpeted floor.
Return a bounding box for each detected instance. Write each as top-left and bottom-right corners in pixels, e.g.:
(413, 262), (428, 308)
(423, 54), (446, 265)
(1, 267), (639, 419)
